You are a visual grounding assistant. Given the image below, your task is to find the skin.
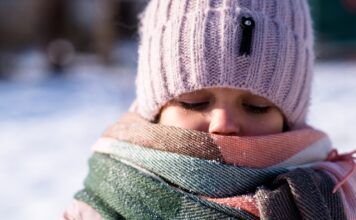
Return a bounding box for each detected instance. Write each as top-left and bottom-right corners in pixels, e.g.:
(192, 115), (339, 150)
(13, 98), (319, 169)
(159, 88), (285, 136)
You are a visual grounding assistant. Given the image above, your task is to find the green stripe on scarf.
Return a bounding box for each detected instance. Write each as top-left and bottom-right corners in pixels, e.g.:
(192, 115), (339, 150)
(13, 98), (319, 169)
(75, 153), (260, 220)
(101, 140), (289, 198)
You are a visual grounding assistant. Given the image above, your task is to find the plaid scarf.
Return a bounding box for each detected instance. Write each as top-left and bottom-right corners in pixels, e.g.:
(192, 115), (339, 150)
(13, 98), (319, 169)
(74, 113), (355, 219)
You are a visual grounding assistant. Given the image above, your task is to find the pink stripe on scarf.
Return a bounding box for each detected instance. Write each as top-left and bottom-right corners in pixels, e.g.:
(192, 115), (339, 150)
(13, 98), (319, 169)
(203, 194), (259, 217)
(212, 128), (327, 168)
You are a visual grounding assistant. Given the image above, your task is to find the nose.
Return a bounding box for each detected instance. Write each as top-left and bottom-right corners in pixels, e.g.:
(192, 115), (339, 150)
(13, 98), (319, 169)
(208, 107), (240, 136)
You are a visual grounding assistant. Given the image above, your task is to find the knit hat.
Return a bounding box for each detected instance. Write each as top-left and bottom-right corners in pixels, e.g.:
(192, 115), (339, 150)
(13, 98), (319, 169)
(134, 0), (314, 129)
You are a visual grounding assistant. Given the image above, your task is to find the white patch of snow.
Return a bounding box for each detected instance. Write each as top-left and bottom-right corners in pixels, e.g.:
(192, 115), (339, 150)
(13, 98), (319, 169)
(309, 62), (356, 152)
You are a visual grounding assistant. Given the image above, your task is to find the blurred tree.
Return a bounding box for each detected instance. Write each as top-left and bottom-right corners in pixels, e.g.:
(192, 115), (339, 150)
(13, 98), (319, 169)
(0, 0), (43, 49)
(0, 0), (119, 75)
(0, 0), (45, 77)
(113, 0), (148, 38)
(39, 0), (117, 71)
(342, 0), (356, 11)
(309, 0), (356, 59)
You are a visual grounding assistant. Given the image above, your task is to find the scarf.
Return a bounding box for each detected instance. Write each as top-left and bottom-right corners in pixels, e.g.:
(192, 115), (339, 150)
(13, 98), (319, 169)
(74, 113), (356, 220)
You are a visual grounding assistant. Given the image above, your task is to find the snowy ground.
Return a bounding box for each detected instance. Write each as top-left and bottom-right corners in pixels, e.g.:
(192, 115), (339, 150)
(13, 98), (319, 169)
(0, 46), (355, 220)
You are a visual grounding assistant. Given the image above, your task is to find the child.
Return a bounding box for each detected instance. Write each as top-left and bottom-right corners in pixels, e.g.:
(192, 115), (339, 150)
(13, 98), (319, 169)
(62, 0), (356, 219)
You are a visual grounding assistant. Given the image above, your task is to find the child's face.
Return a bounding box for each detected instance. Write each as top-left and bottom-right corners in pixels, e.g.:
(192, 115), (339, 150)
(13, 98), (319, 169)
(159, 88), (284, 136)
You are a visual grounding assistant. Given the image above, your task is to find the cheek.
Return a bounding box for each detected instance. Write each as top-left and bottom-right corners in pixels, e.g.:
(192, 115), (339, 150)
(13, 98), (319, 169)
(269, 110), (285, 132)
(244, 110), (284, 135)
(159, 106), (208, 131)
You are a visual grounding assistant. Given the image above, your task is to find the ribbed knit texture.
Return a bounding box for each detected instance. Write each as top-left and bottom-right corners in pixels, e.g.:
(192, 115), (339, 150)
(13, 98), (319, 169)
(135, 0), (314, 128)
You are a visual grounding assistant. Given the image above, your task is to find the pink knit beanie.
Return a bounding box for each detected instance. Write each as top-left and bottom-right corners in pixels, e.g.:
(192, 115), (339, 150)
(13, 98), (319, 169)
(134, 0), (314, 129)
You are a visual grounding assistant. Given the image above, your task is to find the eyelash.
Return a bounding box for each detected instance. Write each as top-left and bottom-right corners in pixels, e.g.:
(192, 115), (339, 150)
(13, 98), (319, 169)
(179, 102), (270, 114)
(242, 104), (270, 114)
(179, 101), (209, 111)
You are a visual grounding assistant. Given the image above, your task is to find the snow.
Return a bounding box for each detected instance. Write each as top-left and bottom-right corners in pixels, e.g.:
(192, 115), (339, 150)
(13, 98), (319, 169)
(0, 47), (355, 220)
(309, 62), (356, 152)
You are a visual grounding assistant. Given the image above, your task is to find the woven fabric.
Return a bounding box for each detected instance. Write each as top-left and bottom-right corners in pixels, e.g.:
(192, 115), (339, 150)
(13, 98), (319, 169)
(70, 113), (352, 219)
(75, 152), (346, 219)
(75, 153), (260, 219)
(134, 0), (314, 129)
(314, 161), (356, 220)
(256, 169), (346, 220)
(101, 113), (331, 168)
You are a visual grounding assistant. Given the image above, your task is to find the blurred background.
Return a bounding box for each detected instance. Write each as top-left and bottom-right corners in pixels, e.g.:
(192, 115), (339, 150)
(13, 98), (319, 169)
(0, 0), (355, 219)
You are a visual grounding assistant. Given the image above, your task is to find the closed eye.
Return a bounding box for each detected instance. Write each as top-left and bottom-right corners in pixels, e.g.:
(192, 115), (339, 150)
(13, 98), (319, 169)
(242, 103), (270, 114)
(179, 101), (210, 111)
